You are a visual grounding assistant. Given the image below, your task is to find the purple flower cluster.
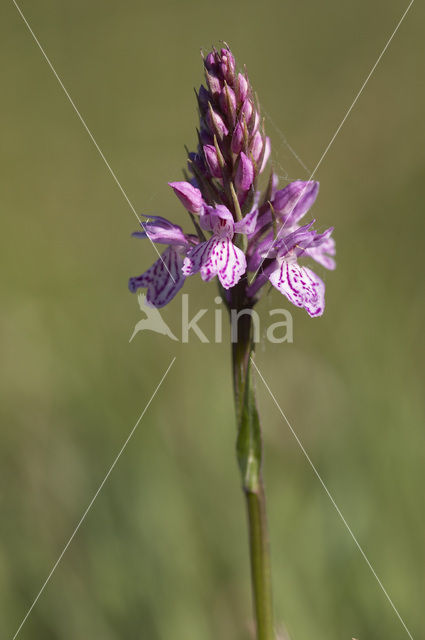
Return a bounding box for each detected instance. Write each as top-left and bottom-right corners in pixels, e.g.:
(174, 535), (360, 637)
(129, 46), (335, 317)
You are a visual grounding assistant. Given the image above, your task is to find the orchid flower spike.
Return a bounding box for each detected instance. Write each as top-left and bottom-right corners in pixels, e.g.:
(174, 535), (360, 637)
(128, 46), (335, 315)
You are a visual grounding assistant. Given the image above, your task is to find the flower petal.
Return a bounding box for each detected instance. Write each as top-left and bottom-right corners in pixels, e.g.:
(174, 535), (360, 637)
(259, 136), (271, 173)
(211, 238), (247, 288)
(128, 246), (185, 308)
(247, 231), (274, 271)
(272, 181), (319, 226)
(234, 210), (258, 236)
(304, 229), (336, 270)
(133, 216), (189, 246)
(183, 237), (246, 289)
(182, 238), (216, 278)
(201, 204), (234, 237)
(169, 181), (204, 214)
(269, 261), (325, 317)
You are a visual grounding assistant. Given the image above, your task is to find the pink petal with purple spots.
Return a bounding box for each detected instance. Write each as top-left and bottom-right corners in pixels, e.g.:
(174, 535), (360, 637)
(206, 238), (247, 288)
(183, 236), (246, 289)
(269, 261), (325, 317)
(128, 246), (186, 308)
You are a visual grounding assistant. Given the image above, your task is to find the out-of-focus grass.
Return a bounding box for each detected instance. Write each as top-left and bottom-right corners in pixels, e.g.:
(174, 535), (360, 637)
(1, 1), (424, 638)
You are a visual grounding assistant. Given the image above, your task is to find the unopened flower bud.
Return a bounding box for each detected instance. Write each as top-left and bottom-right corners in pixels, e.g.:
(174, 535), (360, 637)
(237, 73), (248, 103)
(207, 105), (229, 139)
(219, 85), (237, 124)
(203, 50), (222, 96)
(203, 144), (222, 177)
(241, 99), (253, 124)
(205, 70), (222, 96)
(219, 48), (235, 83)
(197, 85), (210, 111)
(169, 181), (204, 214)
(231, 120), (244, 154)
(250, 130), (263, 163)
(199, 125), (213, 146)
(204, 51), (216, 71)
(235, 152), (254, 192)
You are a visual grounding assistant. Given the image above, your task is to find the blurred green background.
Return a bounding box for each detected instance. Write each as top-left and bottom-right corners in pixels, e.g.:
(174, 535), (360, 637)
(1, 1), (424, 638)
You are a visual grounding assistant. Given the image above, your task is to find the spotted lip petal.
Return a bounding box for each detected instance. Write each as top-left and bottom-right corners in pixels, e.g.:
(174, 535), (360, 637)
(207, 238), (247, 288)
(183, 236), (247, 289)
(182, 239), (215, 280)
(128, 246), (186, 308)
(183, 204), (250, 288)
(269, 261), (325, 317)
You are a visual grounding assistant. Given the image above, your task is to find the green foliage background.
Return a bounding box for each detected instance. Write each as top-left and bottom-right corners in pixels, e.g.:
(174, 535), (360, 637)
(1, 1), (424, 638)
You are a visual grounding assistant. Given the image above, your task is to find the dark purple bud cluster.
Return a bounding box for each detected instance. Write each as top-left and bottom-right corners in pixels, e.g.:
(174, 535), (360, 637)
(188, 47), (270, 217)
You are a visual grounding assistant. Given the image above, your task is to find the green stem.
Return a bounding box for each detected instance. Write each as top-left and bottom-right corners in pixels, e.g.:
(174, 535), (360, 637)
(246, 486), (274, 640)
(231, 290), (275, 640)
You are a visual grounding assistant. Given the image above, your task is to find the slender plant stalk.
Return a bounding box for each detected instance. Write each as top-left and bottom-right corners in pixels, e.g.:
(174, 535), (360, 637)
(231, 287), (275, 640)
(245, 487), (273, 640)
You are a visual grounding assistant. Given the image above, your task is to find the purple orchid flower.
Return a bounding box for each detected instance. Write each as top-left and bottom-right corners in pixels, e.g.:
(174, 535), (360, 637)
(128, 46), (335, 316)
(183, 205), (257, 289)
(264, 224), (329, 317)
(247, 189), (335, 316)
